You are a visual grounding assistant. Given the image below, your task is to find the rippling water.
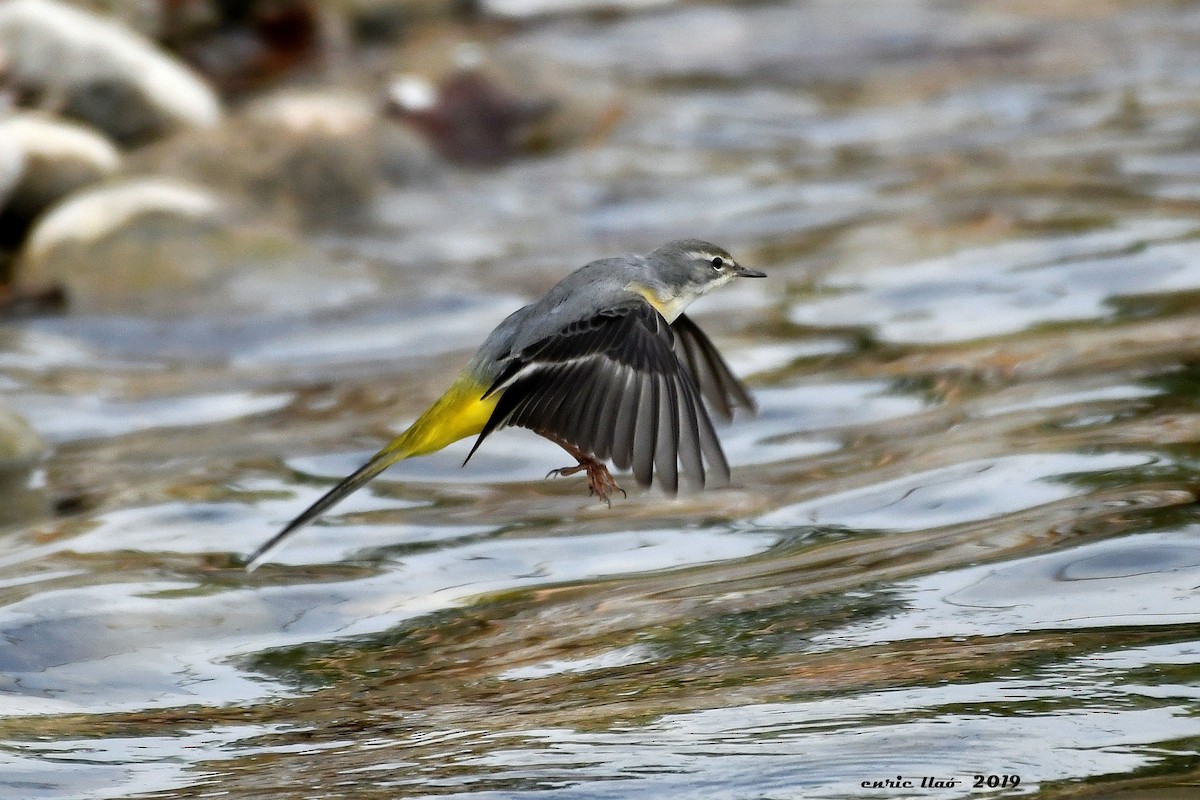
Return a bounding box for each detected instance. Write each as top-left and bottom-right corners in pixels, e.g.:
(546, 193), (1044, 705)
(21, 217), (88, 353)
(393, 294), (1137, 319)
(5, 2), (1200, 798)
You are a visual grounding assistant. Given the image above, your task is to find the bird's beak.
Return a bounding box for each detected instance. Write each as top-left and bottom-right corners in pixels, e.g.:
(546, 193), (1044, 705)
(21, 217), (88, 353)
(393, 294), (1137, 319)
(734, 264), (767, 278)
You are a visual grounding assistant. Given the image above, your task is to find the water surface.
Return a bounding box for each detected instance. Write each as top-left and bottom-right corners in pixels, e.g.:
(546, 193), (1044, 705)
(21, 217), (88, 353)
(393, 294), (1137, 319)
(4, 2), (1200, 798)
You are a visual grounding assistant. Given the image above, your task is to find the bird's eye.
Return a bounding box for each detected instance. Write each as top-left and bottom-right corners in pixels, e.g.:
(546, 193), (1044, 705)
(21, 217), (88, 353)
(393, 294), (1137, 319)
(710, 256), (725, 269)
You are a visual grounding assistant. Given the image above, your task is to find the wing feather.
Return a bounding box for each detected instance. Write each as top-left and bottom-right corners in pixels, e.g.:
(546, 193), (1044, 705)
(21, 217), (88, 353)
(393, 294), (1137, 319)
(471, 303), (748, 493)
(611, 365), (639, 470)
(587, 363), (625, 460)
(655, 372), (679, 493)
(696, 396), (730, 486)
(672, 313), (756, 419)
(675, 371), (705, 488)
(632, 373), (657, 487)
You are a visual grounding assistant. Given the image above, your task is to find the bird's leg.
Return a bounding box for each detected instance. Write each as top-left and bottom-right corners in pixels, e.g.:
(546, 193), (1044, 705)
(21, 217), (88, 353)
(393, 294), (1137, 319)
(537, 432), (625, 506)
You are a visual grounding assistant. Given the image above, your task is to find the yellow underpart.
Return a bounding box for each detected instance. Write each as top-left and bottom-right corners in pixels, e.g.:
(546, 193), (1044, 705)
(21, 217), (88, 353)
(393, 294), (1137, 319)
(383, 371), (499, 459)
(628, 282), (685, 322)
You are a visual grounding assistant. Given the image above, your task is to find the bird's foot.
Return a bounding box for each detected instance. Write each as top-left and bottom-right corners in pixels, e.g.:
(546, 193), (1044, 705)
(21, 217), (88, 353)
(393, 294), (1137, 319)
(546, 457), (626, 506)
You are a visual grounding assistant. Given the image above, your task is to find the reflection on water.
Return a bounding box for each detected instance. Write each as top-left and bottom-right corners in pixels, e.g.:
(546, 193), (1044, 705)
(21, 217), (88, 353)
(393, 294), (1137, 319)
(789, 220), (1200, 344)
(757, 451), (1155, 531)
(0, 521), (776, 715)
(0, 724), (288, 800)
(448, 659), (1200, 800)
(816, 529), (1200, 648)
(5, 1), (1200, 799)
(5, 391), (292, 443)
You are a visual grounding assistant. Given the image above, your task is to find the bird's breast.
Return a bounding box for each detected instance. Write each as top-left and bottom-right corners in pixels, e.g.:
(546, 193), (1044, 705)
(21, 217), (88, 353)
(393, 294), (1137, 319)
(626, 281), (689, 323)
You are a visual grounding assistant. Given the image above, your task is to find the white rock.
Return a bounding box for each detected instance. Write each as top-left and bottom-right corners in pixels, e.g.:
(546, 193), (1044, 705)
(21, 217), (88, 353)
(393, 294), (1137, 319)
(247, 91), (376, 138)
(0, 113), (120, 173)
(0, 112), (120, 219)
(0, 0), (220, 140)
(21, 177), (221, 261)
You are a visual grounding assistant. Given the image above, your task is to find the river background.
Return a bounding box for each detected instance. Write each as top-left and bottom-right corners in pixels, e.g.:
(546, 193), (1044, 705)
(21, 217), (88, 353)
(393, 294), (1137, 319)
(4, 1), (1200, 798)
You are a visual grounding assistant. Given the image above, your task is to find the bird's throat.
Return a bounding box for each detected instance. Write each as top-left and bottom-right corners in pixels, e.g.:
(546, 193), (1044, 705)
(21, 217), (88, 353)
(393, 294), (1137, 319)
(628, 282), (696, 323)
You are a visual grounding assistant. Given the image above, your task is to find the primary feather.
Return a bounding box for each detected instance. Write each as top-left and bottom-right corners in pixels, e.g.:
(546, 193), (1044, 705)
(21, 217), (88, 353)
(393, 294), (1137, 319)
(467, 303), (752, 491)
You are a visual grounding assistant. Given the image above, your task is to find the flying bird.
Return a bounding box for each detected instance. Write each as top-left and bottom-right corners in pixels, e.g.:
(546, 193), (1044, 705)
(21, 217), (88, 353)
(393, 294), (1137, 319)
(247, 239), (764, 568)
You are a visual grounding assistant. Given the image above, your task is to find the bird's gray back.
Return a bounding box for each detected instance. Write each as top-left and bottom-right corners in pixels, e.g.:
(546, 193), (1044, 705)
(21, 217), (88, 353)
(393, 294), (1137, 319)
(467, 254), (649, 378)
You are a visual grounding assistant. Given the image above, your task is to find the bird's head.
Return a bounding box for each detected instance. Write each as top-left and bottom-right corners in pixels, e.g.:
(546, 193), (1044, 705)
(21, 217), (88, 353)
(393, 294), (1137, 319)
(643, 239), (765, 313)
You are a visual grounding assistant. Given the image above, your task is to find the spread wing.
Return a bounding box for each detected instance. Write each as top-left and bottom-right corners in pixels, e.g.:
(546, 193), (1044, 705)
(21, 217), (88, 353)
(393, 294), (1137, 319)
(467, 303), (753, 493)
(671, 313), (757, 419)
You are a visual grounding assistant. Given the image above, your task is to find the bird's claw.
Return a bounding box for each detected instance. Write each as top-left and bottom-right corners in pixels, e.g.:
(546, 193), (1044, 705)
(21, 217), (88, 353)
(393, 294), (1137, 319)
(546, 457), (624, 506)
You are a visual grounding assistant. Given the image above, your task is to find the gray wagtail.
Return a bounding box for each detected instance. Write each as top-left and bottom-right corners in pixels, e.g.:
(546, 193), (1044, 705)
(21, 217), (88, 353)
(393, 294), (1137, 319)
(246, 240), (764, 568)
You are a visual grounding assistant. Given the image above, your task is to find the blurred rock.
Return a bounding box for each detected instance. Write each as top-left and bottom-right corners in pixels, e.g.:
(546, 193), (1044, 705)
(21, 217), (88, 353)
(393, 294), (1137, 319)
(140, 89), (437, 228)
(0, 282), (67, 318)
(160, 0), (322, 95)
(0, 131), (22, 215)
(20, 177), (220, 261)
(17, 178), (222, 310)
(343, 0), (475, 43)
(15, 175), (379, 314)
(0, 402), (44, 465)
(251, 89), (376, 140)
(0, 113), (121, 258)
(0, 401), (47, 528)
(386, 51), (557, 166)
(0, 42), (13, 110)
(246, 91), (381, 225)
(79, 1), (165, 39)
(344, 0), (413, 44)
(0, 0), (220, 144)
